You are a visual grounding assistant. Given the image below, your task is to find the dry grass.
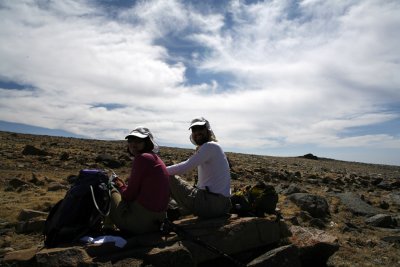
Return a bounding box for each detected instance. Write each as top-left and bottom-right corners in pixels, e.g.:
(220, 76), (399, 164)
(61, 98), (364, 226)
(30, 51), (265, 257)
(0, 131), (399, 265)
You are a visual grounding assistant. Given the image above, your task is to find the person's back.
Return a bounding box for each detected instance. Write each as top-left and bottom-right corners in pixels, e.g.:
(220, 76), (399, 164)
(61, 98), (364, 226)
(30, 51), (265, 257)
(195, 141), (230, 197)
(121, 152), (170, 212)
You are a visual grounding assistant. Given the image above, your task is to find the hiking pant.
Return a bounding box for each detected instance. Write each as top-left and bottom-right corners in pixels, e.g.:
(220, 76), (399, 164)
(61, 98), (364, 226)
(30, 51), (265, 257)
(109, 189), (165, 235)
(170, 175), (232, 218)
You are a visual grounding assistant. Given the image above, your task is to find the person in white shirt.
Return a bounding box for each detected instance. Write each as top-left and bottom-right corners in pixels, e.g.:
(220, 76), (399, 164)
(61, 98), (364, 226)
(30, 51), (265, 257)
(167, 117), (232, 218)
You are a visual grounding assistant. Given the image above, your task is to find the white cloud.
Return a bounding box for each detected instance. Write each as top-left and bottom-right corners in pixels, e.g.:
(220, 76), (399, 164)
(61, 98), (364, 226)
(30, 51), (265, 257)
(0, 0), (399, 165)
(0, 1), (185, 98)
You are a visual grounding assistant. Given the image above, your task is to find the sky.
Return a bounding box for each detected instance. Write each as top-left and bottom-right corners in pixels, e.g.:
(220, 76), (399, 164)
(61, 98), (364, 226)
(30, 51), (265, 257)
(0, 0), (399, 166)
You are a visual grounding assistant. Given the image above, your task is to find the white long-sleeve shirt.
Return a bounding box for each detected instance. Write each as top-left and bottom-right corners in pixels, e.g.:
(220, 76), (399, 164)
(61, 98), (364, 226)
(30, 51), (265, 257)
(166, 142), (231, 197)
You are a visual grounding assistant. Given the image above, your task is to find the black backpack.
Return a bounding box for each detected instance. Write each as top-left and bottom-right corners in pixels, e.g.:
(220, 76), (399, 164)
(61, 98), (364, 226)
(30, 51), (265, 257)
(43, 169), (113, 247)
(230, 181), (278, 217)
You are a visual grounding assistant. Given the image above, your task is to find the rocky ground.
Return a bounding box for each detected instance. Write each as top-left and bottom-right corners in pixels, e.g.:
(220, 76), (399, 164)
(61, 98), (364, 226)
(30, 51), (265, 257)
(0, 130), (399, 266)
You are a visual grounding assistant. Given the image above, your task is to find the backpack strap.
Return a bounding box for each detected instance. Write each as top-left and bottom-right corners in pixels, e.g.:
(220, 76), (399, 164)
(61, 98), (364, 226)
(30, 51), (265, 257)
(90, 185), (111, 217)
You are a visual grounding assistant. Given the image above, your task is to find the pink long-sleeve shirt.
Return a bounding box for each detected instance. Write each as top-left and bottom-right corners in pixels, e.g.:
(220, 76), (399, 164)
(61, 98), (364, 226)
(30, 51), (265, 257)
(119, 153), (170, 212)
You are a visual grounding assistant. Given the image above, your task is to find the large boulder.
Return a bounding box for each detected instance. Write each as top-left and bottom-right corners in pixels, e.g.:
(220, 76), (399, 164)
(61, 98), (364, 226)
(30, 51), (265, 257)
(22, 145), (49, 156)
(289, 225), (339, 266)
(176, 216), (290, 263)
(288, 193), (330, 218)
(365, 214), (395, 228)
(336, 192), (383, 216)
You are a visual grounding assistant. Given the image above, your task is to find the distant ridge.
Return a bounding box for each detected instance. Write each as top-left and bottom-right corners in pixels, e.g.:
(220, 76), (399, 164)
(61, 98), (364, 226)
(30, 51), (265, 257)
(2, 130), (399, 168)
(0, 121), (86, 138)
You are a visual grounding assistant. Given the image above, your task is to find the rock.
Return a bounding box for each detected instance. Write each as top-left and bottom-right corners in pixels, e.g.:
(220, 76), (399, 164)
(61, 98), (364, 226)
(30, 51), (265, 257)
(118, 154), (132, 162)
(391, 180), (400, 189)
(22, 145), (49, 156)
(371, 177), (383, 186)
(29, 172), (44, 186)
(247, 244), (301, 267)
(375, 180), (400, 191)
(95, 154), (123, 168)
(309, 218), (326, 229)
(393, 215), (400, 227)
(0, 247), (15, 257)
(297, 210), (313, 223)
(15, 218), (46, 234)
(288, 193), (330, 218)
(379, 201), (390, 210)
(231, 171), (239, 180)
(112, 257), (144, 266)
(321, 176), (335, 184)
(376, 181), (393, 190)
(67, 174), (79, 184)
(3, 247), (37, 266)
(289, 225), (339, 267)
(47, 182), (69, 191)
(88, 242), (193, 267)
(365, 214), (394, 228)
(282, 184), (304, 196)
(336, 192), (383, 216)
(36, 246), (92, 266)
(60, 151), (70, 160)
(165, 216), (291, 264)
(17, 209), (48, 221)
(381, 236), (400, 245)
(302, 153), (318, 160)
(389, 192), (400, 206)
(342, 222), (361, 233)
(0, 234), (12, 247)
(288, 216), (300, 226)
(145, 243), (194, 267)
(6, 178), (30, 190)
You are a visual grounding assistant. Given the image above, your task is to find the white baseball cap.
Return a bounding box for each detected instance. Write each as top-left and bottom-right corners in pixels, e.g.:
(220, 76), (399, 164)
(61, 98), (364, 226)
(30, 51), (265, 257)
(125, 126), (159, 153)
(188, 117), (211, 130)
(188, 117), (217, 145)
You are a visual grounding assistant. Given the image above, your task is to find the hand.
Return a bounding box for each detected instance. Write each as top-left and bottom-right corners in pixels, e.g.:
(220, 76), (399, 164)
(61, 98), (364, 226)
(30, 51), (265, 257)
(113, 177), (125, 188)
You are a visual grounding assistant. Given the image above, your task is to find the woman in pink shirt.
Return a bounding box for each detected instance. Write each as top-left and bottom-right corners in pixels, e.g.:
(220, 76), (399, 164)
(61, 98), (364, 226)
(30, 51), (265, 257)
(110, 127), (170, 235)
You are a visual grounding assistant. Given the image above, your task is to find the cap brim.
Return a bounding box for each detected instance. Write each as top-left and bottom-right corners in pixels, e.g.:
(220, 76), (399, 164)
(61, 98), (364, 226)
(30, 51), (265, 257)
(188, 121), (207, 129)
(125, 132), (148, 139)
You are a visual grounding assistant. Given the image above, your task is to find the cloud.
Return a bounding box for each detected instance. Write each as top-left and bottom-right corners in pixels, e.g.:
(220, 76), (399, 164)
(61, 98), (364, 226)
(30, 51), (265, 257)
(0, 0), (399, 165)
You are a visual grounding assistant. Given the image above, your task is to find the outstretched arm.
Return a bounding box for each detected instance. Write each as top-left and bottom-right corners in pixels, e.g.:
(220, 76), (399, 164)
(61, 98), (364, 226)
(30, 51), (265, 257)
(166, 144), (212, 175)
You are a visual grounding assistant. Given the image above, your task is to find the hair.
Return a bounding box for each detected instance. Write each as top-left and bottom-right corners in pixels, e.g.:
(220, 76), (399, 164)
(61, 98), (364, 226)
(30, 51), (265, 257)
(142, 136), (155, 153)
(127, 136), (155, 156)
(208, 129), (217, 142)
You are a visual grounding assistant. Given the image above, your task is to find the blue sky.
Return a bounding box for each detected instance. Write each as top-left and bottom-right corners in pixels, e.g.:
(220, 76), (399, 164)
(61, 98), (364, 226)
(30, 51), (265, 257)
(0, 0), (399, 166)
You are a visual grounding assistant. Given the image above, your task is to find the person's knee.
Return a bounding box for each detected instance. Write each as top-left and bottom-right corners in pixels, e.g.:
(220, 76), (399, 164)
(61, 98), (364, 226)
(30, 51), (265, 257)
(194, 194), (231, 218)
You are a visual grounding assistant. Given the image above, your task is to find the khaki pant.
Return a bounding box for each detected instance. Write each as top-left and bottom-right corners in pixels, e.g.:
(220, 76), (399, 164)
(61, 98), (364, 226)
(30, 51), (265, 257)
(109, 189), (166, 235)
(170, 175), (232, 218)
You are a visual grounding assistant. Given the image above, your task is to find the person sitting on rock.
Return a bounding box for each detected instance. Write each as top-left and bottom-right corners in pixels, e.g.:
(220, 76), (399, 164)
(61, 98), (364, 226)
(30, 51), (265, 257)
(109, 127), (170, 234)
(167, 117), (232, 219)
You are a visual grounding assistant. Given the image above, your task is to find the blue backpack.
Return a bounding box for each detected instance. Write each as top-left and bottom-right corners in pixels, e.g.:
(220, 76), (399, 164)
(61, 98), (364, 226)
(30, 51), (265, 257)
(43, 169), (113, 247)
